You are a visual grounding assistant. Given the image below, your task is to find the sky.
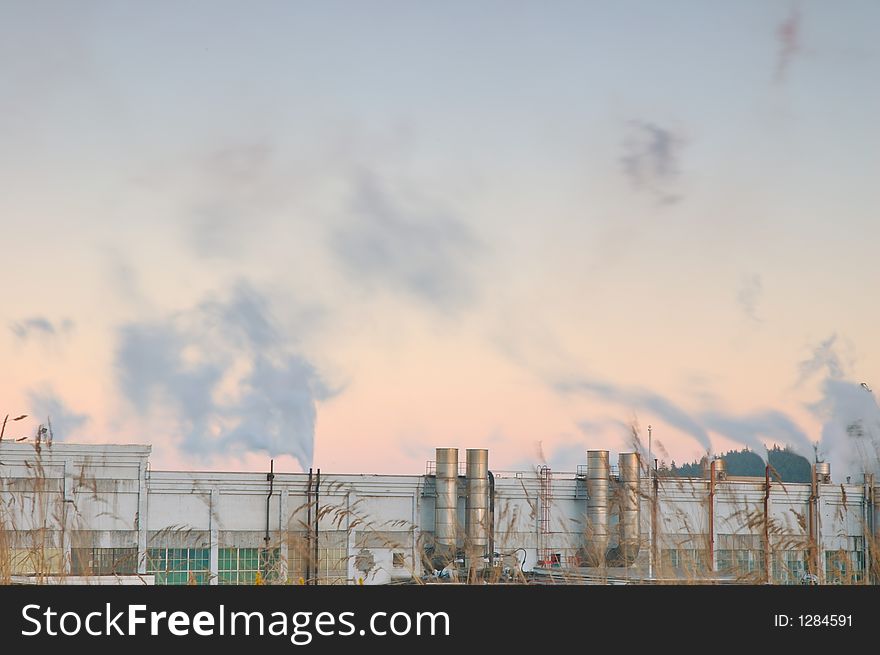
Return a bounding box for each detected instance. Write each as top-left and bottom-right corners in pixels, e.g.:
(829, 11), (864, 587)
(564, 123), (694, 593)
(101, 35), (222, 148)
(2, 1), (880, 477)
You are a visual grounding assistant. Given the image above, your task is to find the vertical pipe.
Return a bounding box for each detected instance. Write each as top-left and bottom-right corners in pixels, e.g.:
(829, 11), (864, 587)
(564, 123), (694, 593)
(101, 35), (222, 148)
(434, 448), (459, 565)
(306, 468), (313, 584)
(465, 449), (489, 574)
(265, 460), (275, 547)
(763, 465), (771, 584)
(585, 450), (609, 567)
(865, 475), (880, 584)
(708, 460), (715, 573)
(651, 458), (659, 577)
(808, 463), (817, 579)
(866, 474), (875, 584)
(647, 426), (653, 578)
(314, 468), (320, 585)
(488, 471), (495, 568)
(615, 453), (641, 566)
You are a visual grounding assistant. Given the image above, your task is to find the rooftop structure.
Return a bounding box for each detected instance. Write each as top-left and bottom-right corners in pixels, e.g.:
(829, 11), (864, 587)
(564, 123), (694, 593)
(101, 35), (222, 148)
(0, 442), (875, 584)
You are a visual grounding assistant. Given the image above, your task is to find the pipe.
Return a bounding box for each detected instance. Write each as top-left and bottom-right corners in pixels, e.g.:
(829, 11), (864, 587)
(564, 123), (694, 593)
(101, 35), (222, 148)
(651, 458), (659, 576)
(863, 473), (874, 584)
(763, 465), (771, 584)
(605, 452), (641, 567)
(808, 463), (818, 579)
(584, 450), (609, 567)
(708, 459), (715, 573)
(434, 448), (458, 567)
(864, 474), (871, 584)
(306, 468), (313, 584)
(314, 468), (320, 585)
(264, 459), (275, 548)
(488, 470), (495, 568)
(871, 476), (878, 584)
(465, 449), (489, 563)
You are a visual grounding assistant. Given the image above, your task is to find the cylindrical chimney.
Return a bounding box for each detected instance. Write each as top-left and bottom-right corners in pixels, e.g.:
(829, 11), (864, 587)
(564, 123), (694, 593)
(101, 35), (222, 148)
(585, 450), (610, 566)
(618, 452), (641, 561)
(465, 449), (489, 558)
(703, 457), (726, 480)
(434, 448), (459, 555)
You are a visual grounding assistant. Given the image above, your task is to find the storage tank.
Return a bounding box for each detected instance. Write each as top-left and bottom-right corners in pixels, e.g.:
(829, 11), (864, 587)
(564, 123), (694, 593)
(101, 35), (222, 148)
(702, 457), (726, 480)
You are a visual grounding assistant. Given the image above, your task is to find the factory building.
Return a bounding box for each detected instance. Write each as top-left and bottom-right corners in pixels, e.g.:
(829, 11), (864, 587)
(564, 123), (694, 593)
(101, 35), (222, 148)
(0, 442), (875, 584)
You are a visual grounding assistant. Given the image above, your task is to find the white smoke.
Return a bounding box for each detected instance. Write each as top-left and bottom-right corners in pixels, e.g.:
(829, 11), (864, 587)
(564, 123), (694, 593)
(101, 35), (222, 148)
(115, 281), (333, 470)
(800, 335), (880, 478)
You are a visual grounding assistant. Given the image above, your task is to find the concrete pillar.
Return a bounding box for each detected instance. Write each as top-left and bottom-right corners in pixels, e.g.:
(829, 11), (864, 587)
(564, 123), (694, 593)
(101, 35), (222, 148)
(209, 487), (219, 585)
(137, 462), (148, 575)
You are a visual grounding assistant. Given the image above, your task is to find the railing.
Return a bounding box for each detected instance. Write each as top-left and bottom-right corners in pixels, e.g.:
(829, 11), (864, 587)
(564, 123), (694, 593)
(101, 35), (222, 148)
(424, 461), (467, 476)
(576, 464), (620, 479)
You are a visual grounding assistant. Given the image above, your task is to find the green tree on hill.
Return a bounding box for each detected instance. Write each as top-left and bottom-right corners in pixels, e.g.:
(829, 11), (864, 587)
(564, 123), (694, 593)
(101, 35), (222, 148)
(671, 446), (811, 482)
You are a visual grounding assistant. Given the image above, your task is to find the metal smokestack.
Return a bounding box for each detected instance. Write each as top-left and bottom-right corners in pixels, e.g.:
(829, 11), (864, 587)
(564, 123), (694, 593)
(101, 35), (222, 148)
(465, 449), (489, 558)
(703, 457), (726, 481)
(585, 450), (610, 567)
(606, 452), (641, 567)
(434, 448), (459, 563)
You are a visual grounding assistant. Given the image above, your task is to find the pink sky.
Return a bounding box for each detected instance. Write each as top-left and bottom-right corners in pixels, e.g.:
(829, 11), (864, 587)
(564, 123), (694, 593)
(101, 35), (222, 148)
(3, 3), (880, 477)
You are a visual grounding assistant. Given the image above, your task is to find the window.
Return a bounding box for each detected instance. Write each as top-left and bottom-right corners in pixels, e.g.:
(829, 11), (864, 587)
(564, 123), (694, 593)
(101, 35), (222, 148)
(825, 542), (864, 584)
(317, 531), (348, 584)
(771, 551), (808, 584)
(147, 548), (210, 585)
(287, 531), (347, 584)
(661, 548), (707, 574)
(392, 552), (406, 568)
(218, 547), (280, 584)
(717, 549), (764, 577)
(287, 532), (310, 583)
(71, 548), (137, 576)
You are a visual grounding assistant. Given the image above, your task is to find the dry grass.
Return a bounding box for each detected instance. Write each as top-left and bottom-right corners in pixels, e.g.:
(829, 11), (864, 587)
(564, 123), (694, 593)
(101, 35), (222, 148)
(2, 428), (878, 586)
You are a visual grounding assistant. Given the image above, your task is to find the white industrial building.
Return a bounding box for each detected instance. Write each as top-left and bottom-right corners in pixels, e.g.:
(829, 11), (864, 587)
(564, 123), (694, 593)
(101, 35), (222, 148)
(0, 442), (875, 584)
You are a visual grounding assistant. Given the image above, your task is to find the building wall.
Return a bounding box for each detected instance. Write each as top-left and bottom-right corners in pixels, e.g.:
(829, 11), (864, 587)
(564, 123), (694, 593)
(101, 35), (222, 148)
(1, 443), (876, 584)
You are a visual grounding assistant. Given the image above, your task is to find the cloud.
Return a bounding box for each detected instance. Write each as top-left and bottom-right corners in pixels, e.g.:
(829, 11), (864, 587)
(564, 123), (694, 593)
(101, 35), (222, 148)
(183, 143), (281, 260)
(26, 386), (89, 440)
(775, 6), (802, 84)
(620, 121), (684, 205)
(558, 375), (815, 459)
(114, 281), (333, 470)
(701, 409), (812, 459)
(812, 377), (880, 477)
(330, 173), (481, 311)
(543, 441), (589, 471)
(797, 334), (845, 384)
(557, 378), (713, 452)
(797, 335), (880, 476)
(737, 274), (763, 323)
(105, 249), (149, 308)
(10, 317), (74, 341)
(556, 334), (880, 477)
